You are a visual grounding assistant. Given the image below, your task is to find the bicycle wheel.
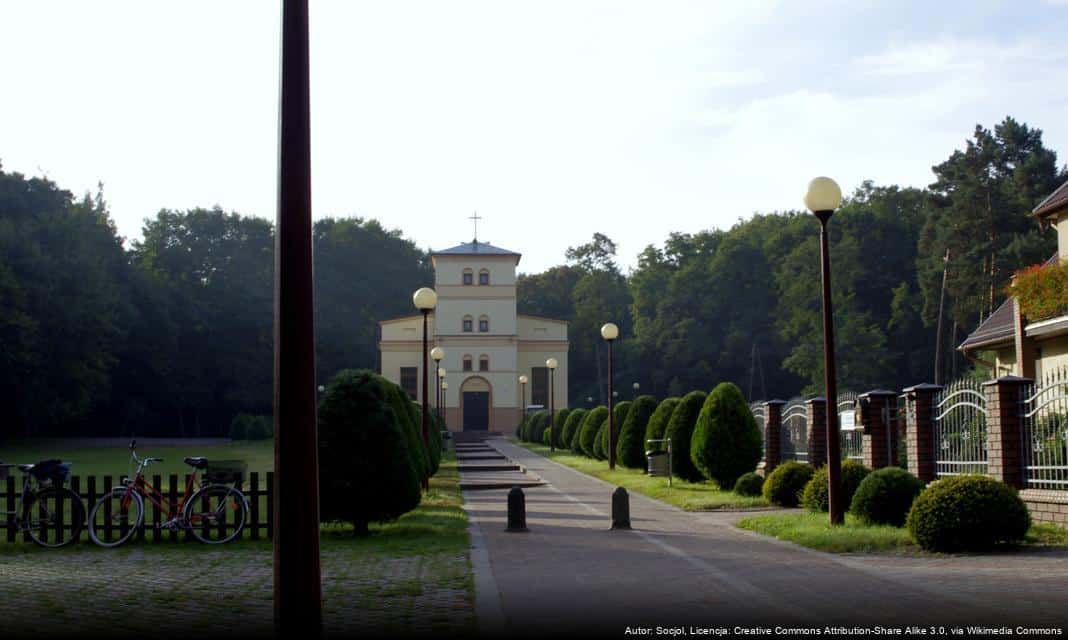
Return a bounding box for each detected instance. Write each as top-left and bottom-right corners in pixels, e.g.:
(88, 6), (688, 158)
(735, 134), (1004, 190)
(183, 484), (247, 544)
(88, 487), (144, 548)
(23, 486), (86, 548)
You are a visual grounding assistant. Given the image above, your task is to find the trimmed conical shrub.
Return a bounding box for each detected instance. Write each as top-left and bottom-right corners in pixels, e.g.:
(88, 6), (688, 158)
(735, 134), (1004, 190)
(552, 408), (572, 448)
(562, 408), (588, 451)
(644, 397), (680, 452)
(617, 395), (658, 469)
(664, 391), (707, 482)
(690, 382), (762, 490)
(318, 369), (422, 535)
(598, 400), (632, 463)
(389, 386), (427, 482)
(578, 407), (608, 457)
(523, 410), (547, 442)
(531, 411), (551, 444)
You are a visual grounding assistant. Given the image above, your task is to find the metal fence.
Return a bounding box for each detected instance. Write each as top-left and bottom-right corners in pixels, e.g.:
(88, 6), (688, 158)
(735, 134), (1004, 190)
(933, 377), (988, 477)
(1021, 366), (1068, 489)
(782, 397), (808, 462)
(837, 391), (862, 462)
(751, 402), (766, 463)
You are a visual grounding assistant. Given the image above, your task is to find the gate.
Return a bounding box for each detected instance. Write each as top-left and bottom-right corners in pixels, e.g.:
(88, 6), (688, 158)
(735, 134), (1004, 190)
(933, 377), (988, 477)
(781, 397), (808, 462)
(1020, 366), (1068, 490)
(837, 391), (862, 462)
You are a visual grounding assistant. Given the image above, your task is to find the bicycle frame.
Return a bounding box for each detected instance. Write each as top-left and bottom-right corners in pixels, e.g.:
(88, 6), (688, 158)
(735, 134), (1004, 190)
(117, 447), (200, 524)
(0, 472), (42, 531)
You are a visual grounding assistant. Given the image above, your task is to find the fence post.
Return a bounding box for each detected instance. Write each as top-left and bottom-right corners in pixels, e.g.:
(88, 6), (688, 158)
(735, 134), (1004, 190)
(903, 383), (941, 483)
(983, 376), (1031, 489)
(858, 390), (898, 469)
(763, 400), (786, 474)
(806, 397), (827, 467)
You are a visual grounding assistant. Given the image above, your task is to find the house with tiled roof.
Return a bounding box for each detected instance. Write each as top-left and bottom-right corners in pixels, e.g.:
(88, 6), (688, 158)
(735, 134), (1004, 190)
(959, 179), (1068, 378)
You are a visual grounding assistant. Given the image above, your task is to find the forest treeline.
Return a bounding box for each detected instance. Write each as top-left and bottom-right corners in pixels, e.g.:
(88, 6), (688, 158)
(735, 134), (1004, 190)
(1, 116), (1065, 437)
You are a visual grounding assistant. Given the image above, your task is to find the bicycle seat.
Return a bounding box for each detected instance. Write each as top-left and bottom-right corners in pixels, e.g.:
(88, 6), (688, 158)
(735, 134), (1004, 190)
(184, 457), (209, 469)
(18, 464), (34, 472)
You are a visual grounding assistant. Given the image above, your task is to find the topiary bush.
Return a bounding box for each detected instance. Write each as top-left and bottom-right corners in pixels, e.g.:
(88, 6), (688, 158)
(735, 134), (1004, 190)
(733, 472), (764, 497)
(762, 460), (814, 507)
(578, 407), (608, 458)
(318, 369), (422, 536)
(850, 467), (925, 527)
(553, 408), (572, 449)
(644, 397), (680, 452)
(597, 400), (632, 463)
(906, 475), (1031, 552)
(592, 417), (608, 460)
(562, 408), (588, 451)
(543, 427), (552, 446)
(524, 410), (547, 443)
(394, 391), (427, 482)
(664, 391), (707, 482)
(617, 395), (658, 469)
(531, 411), (552, 444)
(690, 383), (762, 490)
(801, 460), (871, 513)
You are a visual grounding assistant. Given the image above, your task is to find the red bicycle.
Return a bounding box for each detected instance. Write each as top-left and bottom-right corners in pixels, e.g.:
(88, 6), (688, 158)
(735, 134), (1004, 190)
(86, 440), (249, 547)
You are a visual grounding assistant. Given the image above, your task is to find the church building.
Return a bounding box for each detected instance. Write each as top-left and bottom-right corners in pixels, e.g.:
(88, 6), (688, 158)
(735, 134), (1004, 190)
(378, 237), (569, 432)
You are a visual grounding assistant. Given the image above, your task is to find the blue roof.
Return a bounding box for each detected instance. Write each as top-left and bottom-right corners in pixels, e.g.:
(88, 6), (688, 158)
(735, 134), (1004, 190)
(432, 240), (520, 257)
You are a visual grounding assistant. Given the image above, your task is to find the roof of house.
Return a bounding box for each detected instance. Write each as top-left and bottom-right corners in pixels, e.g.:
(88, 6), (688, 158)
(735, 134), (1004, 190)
(958, 297), (1015, 352)
(431, 240), (521, 258)
(1033, 179), (1068, 219)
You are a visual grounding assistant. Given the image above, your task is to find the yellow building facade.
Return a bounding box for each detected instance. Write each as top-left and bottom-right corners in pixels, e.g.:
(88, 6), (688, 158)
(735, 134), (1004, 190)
(378, 240), (568, 432)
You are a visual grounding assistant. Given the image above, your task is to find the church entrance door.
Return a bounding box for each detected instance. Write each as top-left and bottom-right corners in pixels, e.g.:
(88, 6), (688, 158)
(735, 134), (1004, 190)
(462, 392), (489, 431)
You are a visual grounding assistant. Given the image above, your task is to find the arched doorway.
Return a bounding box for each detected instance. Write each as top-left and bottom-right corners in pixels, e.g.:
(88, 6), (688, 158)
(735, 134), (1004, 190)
(461, 376), (492, 431)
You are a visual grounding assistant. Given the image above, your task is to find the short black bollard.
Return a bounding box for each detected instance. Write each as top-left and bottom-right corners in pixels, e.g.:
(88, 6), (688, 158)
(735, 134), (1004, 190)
(506, 486), (529, 532)
(611, 486), (631, 530)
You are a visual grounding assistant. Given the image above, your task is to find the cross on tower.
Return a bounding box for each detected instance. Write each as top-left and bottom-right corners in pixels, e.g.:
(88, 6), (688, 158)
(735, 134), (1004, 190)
(469, 212), (482, 242)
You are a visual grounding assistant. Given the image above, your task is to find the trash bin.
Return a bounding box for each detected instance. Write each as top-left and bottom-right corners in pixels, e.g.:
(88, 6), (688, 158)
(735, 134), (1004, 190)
(646, 449), (669, 477)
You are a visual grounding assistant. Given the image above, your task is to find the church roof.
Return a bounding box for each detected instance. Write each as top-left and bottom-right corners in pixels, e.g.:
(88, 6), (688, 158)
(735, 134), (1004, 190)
(432, 240), (521, 258)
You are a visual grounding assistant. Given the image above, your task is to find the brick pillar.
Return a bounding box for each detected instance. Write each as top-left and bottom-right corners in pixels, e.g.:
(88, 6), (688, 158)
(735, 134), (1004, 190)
(806, 397), (827, 467)
(984, 376), (1031, 489)
(763, 400), (786, 474)
(858, 390), (899, 469)
(902, 383), (941, 483)
(1013, 298), (1038, 379)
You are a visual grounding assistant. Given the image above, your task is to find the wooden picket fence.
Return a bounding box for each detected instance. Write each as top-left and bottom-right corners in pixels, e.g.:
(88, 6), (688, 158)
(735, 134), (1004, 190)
(3, 472), (274, 544)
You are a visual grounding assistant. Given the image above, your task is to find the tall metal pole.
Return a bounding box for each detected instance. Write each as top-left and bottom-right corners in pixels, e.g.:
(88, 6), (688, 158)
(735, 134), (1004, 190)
(549, 368), (556, 452)
(274, 0), (321, 631)
(519, 381), (525, 430)
(816, 211), (843, 525)
(435, 364), (441, 423)
(607, 339), (616, 470)
(421, 310), (430, 491)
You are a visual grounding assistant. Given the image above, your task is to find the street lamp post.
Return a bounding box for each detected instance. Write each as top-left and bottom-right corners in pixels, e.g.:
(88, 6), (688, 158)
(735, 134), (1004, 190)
(518, 375), (528, 432)
(431, 347), (444, 424)
(441, 381), (449, 430)
(437, 366), (447, 424)
(546, 358), (558, 452)
(633, 382), (640, 399)
(804, 176), (845, 525)
(274, 0), (321, 632)
(413, 287), (438, 491)
(601, 323), (619, 470)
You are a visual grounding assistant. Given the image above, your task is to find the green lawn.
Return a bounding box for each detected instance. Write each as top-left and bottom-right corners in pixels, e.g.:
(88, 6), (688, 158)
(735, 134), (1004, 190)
(516, 441), (769, 511)
(737, 511), (1068, 554)
(0, 438), (275, 479)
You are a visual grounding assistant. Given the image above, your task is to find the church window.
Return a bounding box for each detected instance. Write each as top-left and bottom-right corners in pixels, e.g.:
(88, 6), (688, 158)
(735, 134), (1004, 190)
(463, 355), (473, 372)
(463, 268), (473, 286)
(463, 315), (473, 332)
(479, 355), (489, 371)
(479, 269), (490, 285)
(400, 367), (418, 399)
(531, 367), (549, 407)
(479, 315), (489, 332)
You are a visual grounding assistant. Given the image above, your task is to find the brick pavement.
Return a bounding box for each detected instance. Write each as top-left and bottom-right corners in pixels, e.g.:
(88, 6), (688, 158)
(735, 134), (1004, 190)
(465, 438), (1068, 636)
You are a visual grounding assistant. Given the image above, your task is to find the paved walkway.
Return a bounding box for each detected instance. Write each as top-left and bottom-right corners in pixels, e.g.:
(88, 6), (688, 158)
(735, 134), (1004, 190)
(464, 438), (1068, 636)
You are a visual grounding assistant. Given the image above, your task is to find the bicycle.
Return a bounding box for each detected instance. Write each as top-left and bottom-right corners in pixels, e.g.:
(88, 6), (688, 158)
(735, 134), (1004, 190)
(87, 440), (249, 547)
(0, 459), (86, 548)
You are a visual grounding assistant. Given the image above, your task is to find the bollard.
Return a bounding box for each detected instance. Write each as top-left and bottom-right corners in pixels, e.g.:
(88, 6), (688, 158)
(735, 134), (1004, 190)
(506, 486), (529, 532)
(611, 486), (631, 530)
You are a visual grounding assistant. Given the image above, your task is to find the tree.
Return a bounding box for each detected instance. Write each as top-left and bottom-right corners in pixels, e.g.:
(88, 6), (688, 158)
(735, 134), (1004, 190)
(690, 383), (762, 489)
(616, 395), (658, 469)
(664, 391), (707, 481)
(317, 369), (422, 535)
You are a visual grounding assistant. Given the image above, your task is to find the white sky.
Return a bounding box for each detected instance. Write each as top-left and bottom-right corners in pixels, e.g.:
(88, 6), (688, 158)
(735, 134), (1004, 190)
(2, 1), (1068, 273)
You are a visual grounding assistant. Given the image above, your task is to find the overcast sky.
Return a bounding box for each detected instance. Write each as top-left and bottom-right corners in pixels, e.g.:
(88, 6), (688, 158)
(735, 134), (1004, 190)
(3, 1), (1068, 273)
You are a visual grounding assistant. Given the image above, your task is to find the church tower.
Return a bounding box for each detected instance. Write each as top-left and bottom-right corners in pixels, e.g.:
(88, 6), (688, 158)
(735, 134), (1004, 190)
(378, 238), (569, 432)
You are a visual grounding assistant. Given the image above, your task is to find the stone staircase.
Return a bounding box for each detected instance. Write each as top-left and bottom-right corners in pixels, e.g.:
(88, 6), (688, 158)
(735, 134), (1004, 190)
(454, 439), (544, 491)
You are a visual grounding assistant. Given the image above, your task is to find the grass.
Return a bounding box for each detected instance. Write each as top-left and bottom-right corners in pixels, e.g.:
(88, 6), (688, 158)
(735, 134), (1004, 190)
(516, 441), (769, 511)
(737, 511), (1068, 554)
